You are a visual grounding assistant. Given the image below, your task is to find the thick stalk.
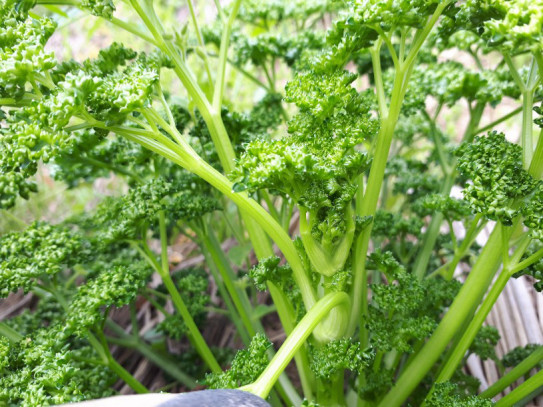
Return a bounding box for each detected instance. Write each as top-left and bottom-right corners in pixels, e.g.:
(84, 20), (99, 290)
(316, 373), (346, 407)
(249, 210), (308, 403)
(480, 346), (543, 399)
(434, 269), (510, 384)
(377, 227), (506, 407)
(178, 155), (318, 313)
(268, 282), (315, 401)
(240, 292), (350, 399)
(115, 127), (316, 303)
(348, 64), (411, 336)
(529, 128), (543, 179)
(348, 4), (450, 335)
(202, 230), (301, 404)
(299, 207), (355, 277)
(347, 80), (403, 336)
(122, 14), (305, 401)
(495, 369), (543, 407)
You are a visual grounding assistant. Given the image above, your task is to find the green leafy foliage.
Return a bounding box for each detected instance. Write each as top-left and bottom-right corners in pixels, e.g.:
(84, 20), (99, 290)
(236, 0), (336, 24)
(0, 327), (116, 407)
(0, 1), (56, 99)
(455, 132), (537, 225)
(205, 333), (271, 389)
(233, 71), (375, 210)
(67, 262), (152, 335)
(502, 344), (543, 369)
(469, 326), (500, 362)
(512, 244), (543, 290)
(233, 68), (376, 275)
(520, 184), (543, 243)
(230, 31), (326, 69)
(386, 157), (440, 201)
(310, 338), (372, 379)
(250, 256), (304, 318)
(413, 62), (519, 107)
(440, 0), (543, 55)
(425, 382), (494, 406)
(372, 210), (424, 240)
(413, 194), (472, 221)
(82, 0), (116, 19)
(0, 38), (161, 208)
(367, 252), (438, 353)
(87, 178), (219, 244)
(157, 268), (210, 340)
(0, 222), (88, 296)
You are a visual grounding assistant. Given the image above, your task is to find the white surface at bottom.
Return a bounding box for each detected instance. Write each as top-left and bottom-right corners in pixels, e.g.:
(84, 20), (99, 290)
(60, 394), (178, 407)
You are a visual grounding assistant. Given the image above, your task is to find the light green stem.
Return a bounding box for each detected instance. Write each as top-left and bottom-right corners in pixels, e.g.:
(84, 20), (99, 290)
(495, 369), (543, 407)
(108, 17), (158, 45)
(106, 332), (197, 389)
(443, 214), (485, 280)
(522, 89), (535, 170)
(107, 320), (197, 388)
(348, 67), (404, 337)
(481, 346), (543, 399)
(213, 0), (242, 110)
(93, 331), (149, 394)
(145, 214), (222, 373)
(198, 234), (252, 345)
(240, 292), (350, 399)
(377, 226), (507, 407)
(0, 322), (23, 342)
(186, 0), (213, 85)
(434, 269), (511, 384)
(504, 56), (539, 170)
(370, 40), (388, 117)
(474, 106), (523, 136)
(348, 2), (450, 336)
(268, 282), (315, 401)
(412, 102), (485, 280)
(413, 175), (453, 281)
(529, 128), (543, 179)
(199, 229), (258, 338)
(116, 127), (320, 320)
